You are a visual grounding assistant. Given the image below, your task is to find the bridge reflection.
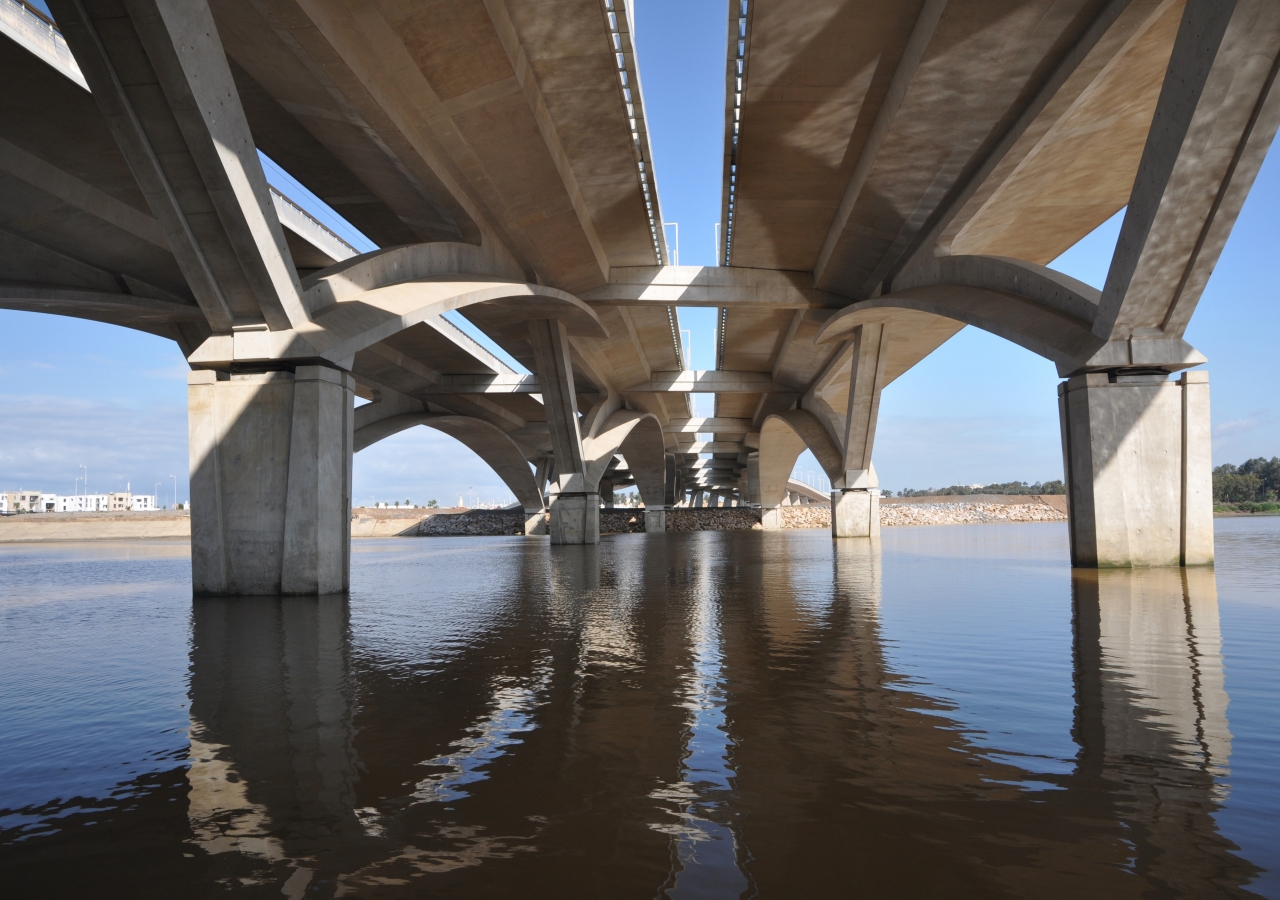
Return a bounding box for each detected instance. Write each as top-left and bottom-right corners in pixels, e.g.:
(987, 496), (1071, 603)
(174, 538), (1256, 897)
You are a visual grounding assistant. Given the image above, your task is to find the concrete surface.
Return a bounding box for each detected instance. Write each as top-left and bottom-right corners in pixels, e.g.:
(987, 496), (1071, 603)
(2, 0), (1270, 587)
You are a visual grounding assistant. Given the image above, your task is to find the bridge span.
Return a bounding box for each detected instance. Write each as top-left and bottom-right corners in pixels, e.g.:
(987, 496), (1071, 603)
(2, 0), (1277, 593)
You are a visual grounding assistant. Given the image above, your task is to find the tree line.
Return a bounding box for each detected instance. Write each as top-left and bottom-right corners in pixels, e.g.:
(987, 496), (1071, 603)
(888, 480), (1065, 498)
(1213, 457), (1280, 504)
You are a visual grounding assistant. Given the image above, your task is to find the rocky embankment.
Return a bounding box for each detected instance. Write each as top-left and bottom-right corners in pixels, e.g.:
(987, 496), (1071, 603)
(881, 500), (1066, 526)
(387, 496), (1069, 536)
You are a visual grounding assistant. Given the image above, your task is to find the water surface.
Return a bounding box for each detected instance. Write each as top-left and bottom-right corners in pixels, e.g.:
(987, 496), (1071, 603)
(1, 520), (1277, 898)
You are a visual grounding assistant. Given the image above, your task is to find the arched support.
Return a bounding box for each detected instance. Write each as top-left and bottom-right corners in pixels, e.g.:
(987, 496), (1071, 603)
(353, 401), (547, 536)
(757, 410), (843, 530)
(819, 253), (1216, 565)
(584, 410), (667, 532)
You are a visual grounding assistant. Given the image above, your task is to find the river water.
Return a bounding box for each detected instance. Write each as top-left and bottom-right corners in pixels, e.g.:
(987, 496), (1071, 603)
(1, 519), (1277, 898)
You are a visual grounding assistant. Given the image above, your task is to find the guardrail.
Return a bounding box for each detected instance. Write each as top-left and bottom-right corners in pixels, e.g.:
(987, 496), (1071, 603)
(268, 187), (359, 264)
(0, 0), (86, 88)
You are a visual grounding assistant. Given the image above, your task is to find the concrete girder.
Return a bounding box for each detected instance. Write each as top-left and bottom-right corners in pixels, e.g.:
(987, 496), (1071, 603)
(664, 418), (754, 433)
(189, 276), (607, 369)
(756, 410), (843, 511)
(207, 0), (483, 250)
(583, 410), (667, 511)
(579, 265), (845, 308)
(823, 255), (1206, 376)
(1099, 0), (1280, 340)
(351, 393), (544, 525)
(48, 0), (308, 334)
(627, 371), (788, 393)
(0, 282), (209, 352)
(528, 316), (596, 544)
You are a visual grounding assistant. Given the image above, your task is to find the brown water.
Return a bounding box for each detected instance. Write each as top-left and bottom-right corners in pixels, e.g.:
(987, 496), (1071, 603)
(1, 520), (1278, 898)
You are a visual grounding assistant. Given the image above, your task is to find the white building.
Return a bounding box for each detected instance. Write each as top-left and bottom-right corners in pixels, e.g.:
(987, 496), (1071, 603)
(4, 488), (161, 513)
(1, 490), (43, 513)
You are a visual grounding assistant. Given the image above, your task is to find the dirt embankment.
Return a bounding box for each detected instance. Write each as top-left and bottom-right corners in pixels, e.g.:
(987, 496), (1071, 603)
(0, 511), (191, 542)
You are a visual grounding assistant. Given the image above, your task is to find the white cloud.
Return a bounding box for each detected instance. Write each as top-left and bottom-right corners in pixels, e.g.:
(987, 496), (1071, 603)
(0, 393), (188, 496)
(1213, 417), (1260, 438)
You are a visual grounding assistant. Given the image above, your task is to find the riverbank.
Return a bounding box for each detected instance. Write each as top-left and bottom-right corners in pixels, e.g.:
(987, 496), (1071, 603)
(1, 498), (1075, 542)
(0, 511), (191, 542)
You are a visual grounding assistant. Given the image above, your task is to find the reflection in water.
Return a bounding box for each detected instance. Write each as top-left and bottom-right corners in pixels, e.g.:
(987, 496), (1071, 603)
(1073, 567), (1240, 895)
(653, 545), (751, 898)
(0, 532), (1270, 898)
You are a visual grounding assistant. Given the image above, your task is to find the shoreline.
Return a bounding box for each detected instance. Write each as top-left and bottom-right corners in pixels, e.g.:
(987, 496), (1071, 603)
(3, 498), (1260, 543)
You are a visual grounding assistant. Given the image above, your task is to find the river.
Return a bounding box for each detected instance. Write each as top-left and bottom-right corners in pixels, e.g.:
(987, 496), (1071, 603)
(1, 519), (1277, 898)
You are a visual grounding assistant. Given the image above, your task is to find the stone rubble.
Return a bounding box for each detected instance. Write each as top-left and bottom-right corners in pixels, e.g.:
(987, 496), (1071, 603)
(406, 500), (1066, 536)
(880, 501), (1067, 527)
(416, 510), (527, 536)
(666, 508), (762, 532)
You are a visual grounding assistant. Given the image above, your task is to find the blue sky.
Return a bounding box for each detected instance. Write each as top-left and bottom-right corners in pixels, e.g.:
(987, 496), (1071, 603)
(2, 0), (1277, 503)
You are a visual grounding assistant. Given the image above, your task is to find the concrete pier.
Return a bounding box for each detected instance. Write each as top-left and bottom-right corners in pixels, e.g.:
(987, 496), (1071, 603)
(832, 489), (880, 539)
(188, 367), (353, 595)
(549, 492), (600, 545)
(1059, 371), (1213, 568)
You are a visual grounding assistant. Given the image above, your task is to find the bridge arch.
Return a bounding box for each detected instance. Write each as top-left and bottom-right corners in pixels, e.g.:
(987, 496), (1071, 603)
(353, 412), (544, 517)
(757, 410), (843, 509)
(815, 255), (1204, 375)
(583, 410), (666, 509)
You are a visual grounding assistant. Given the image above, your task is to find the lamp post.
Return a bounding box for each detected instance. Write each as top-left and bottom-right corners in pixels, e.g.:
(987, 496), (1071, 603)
(78, 464), (86, 497)
(170, 475), (178, 510)
(663, 221), (679, 265)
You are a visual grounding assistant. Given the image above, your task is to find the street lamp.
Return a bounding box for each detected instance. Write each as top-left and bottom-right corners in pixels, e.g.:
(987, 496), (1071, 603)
(170, 475), (178, 510)
(78, 464), (86, 497)
(663, 221), (679, 265)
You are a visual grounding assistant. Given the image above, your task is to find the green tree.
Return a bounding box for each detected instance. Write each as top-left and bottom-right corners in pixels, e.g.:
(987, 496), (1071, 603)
(1212, 458), (1279, 504)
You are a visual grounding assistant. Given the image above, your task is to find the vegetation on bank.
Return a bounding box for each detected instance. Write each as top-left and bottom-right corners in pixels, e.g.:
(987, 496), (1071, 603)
(1213, 457), (1280, 503)
(886, 480), (1065, 498)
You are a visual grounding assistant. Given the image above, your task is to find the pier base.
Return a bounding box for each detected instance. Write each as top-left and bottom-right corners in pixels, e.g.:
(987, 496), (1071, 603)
(644, 508), (667, 533)
(832, 489), (879, 539)
(188, 367), (353, 595)
(1059, 371), (1212, 567)
(549, 492), (600, 544)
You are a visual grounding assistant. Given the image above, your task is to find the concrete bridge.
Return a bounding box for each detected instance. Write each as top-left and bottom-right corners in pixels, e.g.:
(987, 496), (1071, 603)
(2, 0), (1277, 593)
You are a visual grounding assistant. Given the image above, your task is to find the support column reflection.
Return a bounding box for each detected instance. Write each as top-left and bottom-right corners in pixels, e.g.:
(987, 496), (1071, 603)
(187, 596), (363, 891)
(1072, 566), (1250, 894)
(654, 534), (751, 899)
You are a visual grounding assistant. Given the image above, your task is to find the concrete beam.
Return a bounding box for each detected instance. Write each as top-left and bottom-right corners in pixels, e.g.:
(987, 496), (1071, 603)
(677, 442), (743, 455)
(663, 417), (754, 433)
(580, 265), (846, 308)
(1099, 0), (1280, 340)
(628, 370), (788, 393)
(49, 0), (308, 333)
(419, 374), (542, 394)
(812, 0), (948, 291)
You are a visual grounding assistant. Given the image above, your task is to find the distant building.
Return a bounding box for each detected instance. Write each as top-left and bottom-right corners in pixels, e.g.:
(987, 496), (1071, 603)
(1, 490), (43, 513)
(2, 491), (159, 513)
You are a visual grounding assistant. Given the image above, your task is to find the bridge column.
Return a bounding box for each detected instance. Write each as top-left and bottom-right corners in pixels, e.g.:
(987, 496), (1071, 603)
(1059, 371), (1213, 567)
(188, 367), (354, 595)
(529, 319), (597, 544)
(833, 324), (888, 539)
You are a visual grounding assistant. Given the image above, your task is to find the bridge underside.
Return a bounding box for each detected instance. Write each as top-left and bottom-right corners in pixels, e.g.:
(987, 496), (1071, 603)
(2, 0), (1276, 590)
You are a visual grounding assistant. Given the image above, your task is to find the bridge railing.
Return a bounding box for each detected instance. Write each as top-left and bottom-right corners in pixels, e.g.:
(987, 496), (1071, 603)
(0, 0), (86, 89)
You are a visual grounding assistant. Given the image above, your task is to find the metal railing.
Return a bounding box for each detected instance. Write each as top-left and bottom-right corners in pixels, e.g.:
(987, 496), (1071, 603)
(0, 0), (86, 88)
(268, 187), (359, 264)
